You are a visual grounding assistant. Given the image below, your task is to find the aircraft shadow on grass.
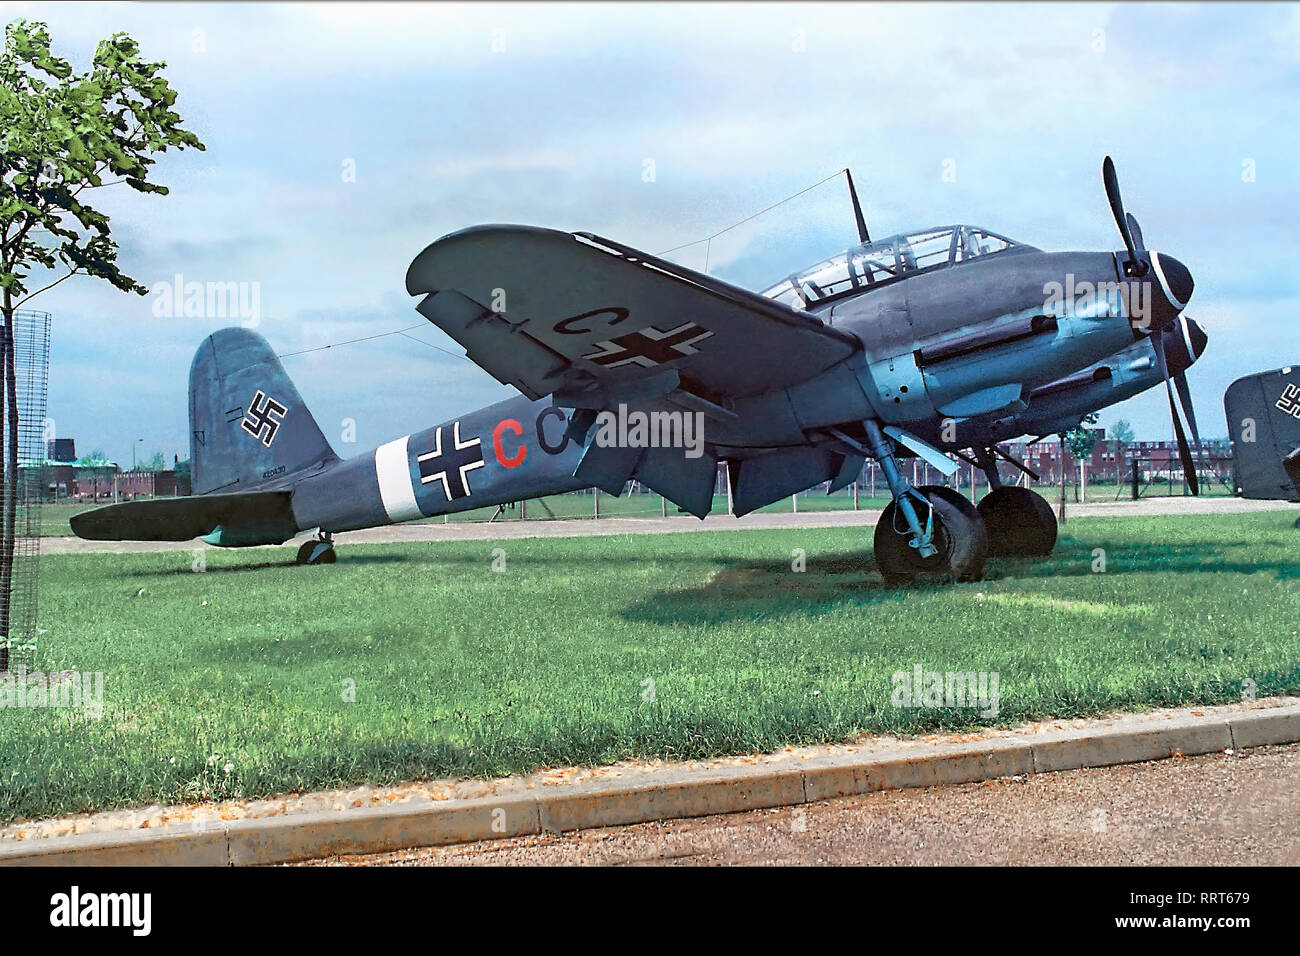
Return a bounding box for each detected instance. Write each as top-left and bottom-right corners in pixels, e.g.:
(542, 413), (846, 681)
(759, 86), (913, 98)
(114, 530), (1300, 632)
(616, 534), (1300, 627)
(118, 548), (718, 577)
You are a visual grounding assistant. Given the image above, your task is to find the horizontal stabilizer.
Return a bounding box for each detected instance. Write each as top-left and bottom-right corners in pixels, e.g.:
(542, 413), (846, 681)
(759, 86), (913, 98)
(70, 491), (297, 545)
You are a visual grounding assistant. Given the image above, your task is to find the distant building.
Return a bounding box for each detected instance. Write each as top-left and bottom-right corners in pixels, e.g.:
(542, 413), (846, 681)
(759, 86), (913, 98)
(47, 438), (75, 463)
(19, 436), (191, 500)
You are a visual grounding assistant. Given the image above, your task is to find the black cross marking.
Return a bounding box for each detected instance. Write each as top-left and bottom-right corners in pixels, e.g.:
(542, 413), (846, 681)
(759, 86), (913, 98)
(241, 390), (287, 447)
(581, 322), (714, 369)
(417, 421), (485, 500)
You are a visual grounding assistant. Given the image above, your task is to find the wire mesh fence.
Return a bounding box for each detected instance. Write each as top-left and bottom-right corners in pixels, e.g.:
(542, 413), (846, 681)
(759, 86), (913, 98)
(425, 446), (1238, 527)
(1, 309), (51, 672)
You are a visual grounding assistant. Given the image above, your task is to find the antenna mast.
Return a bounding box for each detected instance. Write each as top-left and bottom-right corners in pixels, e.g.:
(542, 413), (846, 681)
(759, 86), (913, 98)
(845, 168), (870, 244)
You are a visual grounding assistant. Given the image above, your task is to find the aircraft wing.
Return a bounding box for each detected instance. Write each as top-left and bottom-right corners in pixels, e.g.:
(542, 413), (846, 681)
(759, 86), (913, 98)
(405, 226), (860, 406)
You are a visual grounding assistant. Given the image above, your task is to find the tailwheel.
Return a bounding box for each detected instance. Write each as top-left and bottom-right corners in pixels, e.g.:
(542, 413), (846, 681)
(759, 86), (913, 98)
(295, 535), (337, 565)
(874, 488), (988, 584)
(976, 486), (1057, 557)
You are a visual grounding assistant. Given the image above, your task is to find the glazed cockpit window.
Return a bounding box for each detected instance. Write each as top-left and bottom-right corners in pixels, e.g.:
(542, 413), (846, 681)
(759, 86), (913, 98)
(761, 225), (1019, 309)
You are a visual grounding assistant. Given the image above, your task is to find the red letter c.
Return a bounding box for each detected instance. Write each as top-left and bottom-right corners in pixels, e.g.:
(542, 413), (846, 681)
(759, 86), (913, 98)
(493, 418), (527, 468)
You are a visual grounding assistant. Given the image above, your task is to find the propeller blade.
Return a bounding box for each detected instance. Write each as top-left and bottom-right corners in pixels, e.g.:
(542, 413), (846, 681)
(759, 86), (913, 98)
(1167, 390), (1200, 496)
(1102, 156), (1140, 270)
(1151, 331), (1199, 496)
(1173, 371), (1200, 447)
(1125, 212), (1146, 259)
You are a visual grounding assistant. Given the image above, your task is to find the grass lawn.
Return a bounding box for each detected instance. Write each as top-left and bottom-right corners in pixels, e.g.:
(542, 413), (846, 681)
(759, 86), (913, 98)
(2, 510), (1297, 823)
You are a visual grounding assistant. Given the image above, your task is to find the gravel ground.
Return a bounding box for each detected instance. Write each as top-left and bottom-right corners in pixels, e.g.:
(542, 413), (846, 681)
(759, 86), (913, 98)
(299, 742), (1300, 866)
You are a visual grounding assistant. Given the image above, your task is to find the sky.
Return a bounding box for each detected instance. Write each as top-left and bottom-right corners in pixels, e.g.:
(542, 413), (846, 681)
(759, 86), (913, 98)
(3, 1), (1299, 465)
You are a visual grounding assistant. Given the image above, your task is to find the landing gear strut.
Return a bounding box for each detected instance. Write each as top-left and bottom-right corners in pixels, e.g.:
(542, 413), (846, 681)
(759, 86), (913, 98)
(865, 421), (987, 583)
(296, 532), (337, 565)
(973, 446), (1057, 556)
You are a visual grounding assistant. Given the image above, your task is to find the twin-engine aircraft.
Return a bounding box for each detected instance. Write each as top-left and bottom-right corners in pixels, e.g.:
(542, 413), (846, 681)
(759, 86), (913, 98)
(73, 157), (1206, 582)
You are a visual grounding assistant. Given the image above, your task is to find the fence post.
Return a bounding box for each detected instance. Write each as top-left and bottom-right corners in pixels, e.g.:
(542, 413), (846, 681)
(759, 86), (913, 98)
(594, 487), (600, 519)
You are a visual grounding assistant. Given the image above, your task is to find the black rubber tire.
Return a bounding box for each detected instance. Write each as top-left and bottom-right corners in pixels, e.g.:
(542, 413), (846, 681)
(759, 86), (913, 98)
(977, 486), (1058, 556)
(297, 540), (337, 565)
(918, 484), (982, 526)
(874, 488), (987, 584)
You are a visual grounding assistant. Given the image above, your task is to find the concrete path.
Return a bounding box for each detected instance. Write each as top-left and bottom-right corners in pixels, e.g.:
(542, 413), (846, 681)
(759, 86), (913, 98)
(309, 741), (1300, 867)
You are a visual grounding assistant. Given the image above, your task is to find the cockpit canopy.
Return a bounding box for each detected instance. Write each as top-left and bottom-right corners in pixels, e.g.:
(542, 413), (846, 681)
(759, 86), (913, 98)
(761, 225), (1027, 311)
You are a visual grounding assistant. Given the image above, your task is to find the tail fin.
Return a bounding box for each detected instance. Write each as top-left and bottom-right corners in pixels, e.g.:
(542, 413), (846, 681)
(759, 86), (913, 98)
(1224, 366), (1300, 501)
(189, 327), (338, 494)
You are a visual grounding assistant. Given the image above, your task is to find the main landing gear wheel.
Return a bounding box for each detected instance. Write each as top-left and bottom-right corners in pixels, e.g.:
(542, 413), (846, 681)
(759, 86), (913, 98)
(295, 537), (337, 565)
(874, 488), (988, 584)
(976, 486), (1058, 557)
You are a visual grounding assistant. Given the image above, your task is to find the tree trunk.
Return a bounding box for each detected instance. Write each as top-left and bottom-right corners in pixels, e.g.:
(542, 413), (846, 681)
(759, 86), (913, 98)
(1058, 437), (1067, 524)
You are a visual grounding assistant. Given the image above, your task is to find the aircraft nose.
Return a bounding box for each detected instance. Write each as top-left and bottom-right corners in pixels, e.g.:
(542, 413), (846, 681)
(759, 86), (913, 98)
(1151, 251), (1194, 311)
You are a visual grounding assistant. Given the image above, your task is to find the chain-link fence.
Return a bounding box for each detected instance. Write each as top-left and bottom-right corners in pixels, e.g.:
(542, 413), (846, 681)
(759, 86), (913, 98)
(433, 446), (1241, 526)
(1, 309), (51, 672)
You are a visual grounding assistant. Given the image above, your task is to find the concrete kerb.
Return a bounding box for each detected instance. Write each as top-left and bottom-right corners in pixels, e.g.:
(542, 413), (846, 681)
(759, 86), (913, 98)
(3, 700), (1298, 866)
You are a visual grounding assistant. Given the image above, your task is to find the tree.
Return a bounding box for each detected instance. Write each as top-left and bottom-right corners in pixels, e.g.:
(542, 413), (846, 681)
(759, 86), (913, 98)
(76, 447), (110, 466)
(0, 20), (203, 670)
(1064, 412), (1101, 506)
(1064, 412), (1101, 461)
(1110, 418), (1135, 445)
(145, 450), (165, 471)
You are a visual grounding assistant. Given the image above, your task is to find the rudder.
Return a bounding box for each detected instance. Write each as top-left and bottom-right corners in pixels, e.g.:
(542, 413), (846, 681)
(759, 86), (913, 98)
(190, 327), (338, 495)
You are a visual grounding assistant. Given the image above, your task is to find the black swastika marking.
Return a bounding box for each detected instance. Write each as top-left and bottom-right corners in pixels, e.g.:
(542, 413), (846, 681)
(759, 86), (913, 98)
(241, 390), (288, 447)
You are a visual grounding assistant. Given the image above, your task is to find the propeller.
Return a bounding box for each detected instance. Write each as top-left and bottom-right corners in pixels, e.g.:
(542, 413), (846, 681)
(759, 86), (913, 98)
(1102, 156), (1146, 276)
(1125, 212), (1145, 260)
(1101, 157), (1203, 494)
(1150, 329), (1199, 496)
